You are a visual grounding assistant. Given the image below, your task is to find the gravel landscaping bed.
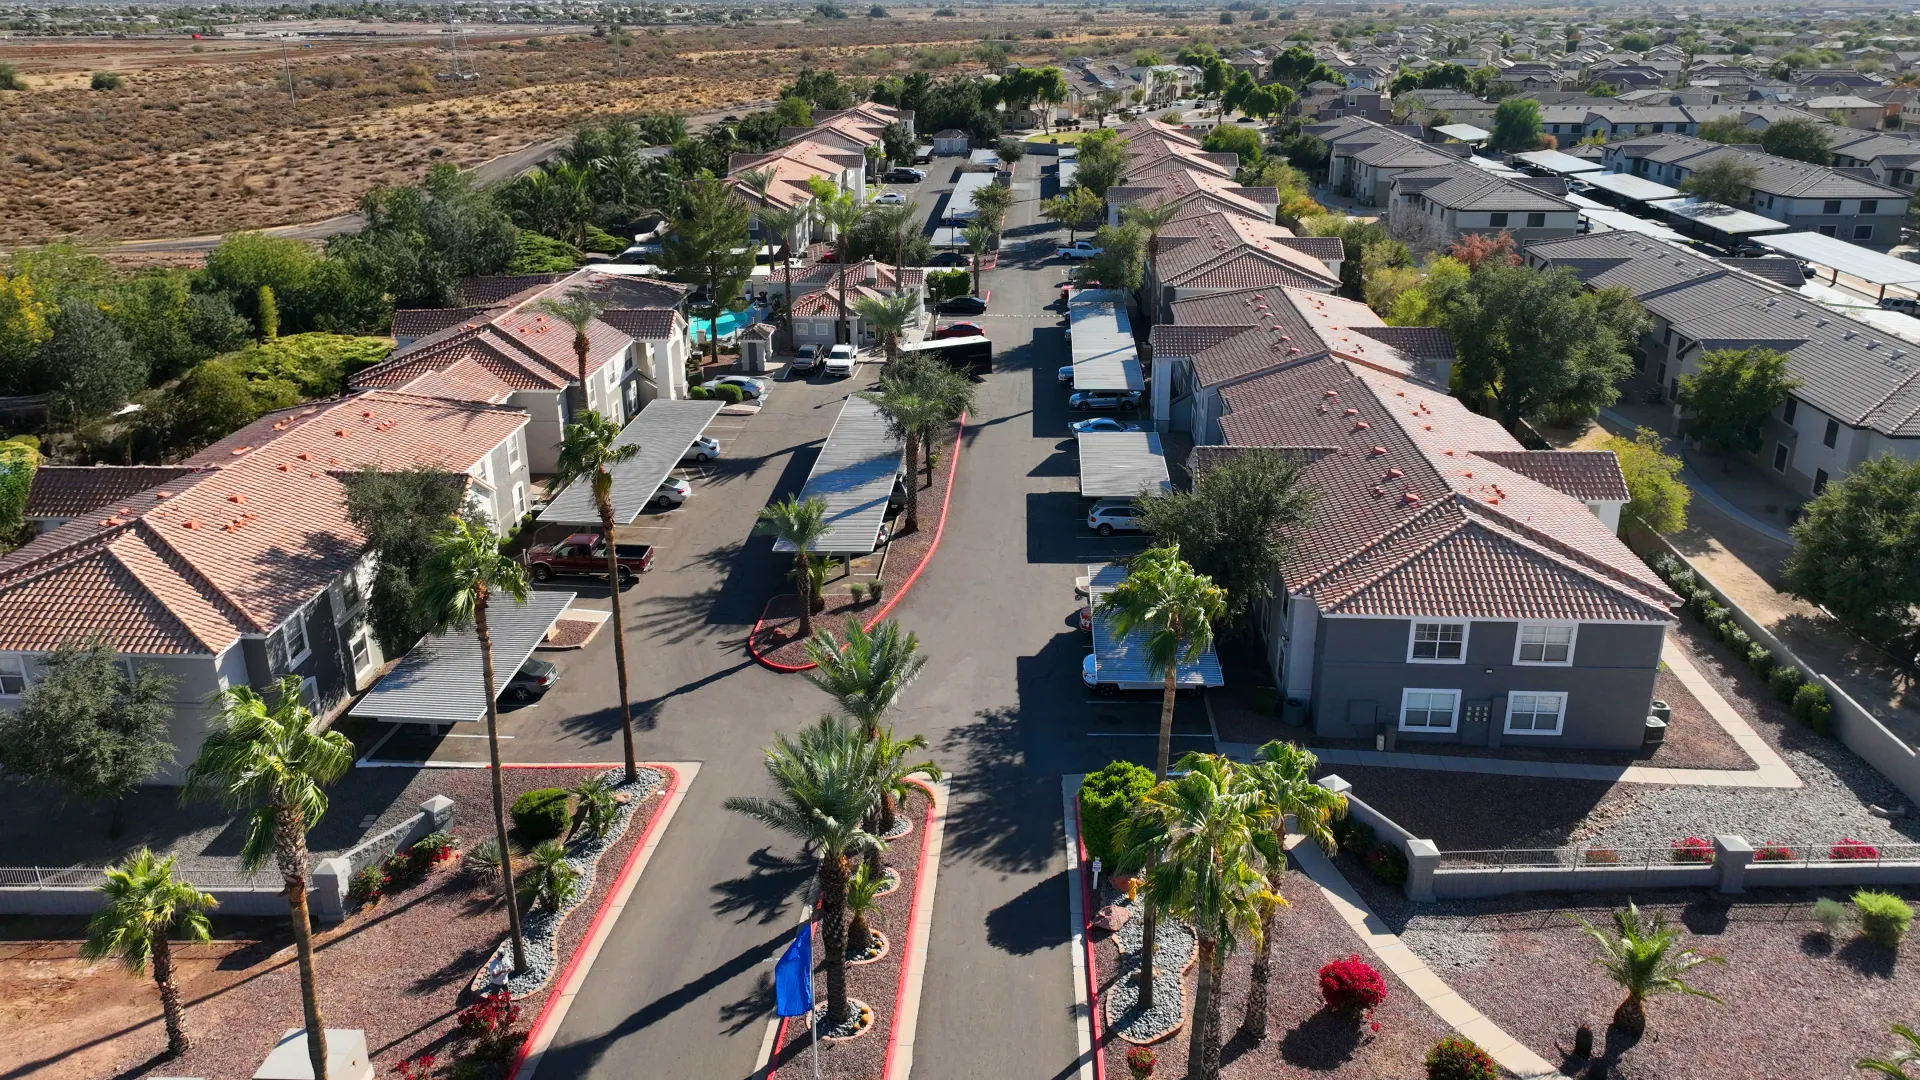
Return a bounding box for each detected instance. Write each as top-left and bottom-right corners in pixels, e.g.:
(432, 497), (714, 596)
(1097, 886), (1198, 1042)
(1398, 886), (1920, 1080)
(770, 786), (929, 1080)
(40, 766), (668, 1080)
(1096, 858), (1459, 1080)
(1332, 764), (1626, 852)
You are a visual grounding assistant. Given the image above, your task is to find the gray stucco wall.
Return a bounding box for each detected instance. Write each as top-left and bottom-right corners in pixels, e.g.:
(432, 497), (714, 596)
(1310, 616), (1666, 751)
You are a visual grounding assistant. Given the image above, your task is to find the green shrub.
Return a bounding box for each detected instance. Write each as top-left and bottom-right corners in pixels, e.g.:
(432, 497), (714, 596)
(1425, 1035), (1498, 1080)
(1078, 761), (1155, 870)
(1746, 642), (1774, 676)
(1699, 598), (1727, 625)
(349, 865), (389, 906)
(1667, 567), (1697, 593)
(574, 775), (618, 841)
(712, 383), (745, 404)
(926, 268), (972, 299)
(520, 840), (582, 912)
(579, 223), (628, 255)
(688, 385), (712, 400)
(1249, 686), (1280, 716)
(1792, 682), (1832, 736)
(90, 71), (124, 91)
(1649, 553), (1680, 579)
(1812, 896), (1849, 936)
(511, 787), (571, 844)
(1769, 663), (1804, 702)
(1720, 622), (1751, 653)
(1853, 890), (1913, 948)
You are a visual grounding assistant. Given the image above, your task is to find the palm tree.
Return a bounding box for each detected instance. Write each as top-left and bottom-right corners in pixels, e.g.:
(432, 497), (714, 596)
(531, 288), (611, 418)
(183, 676), (352, 1080)
(1122, 201), (1183, 316)
(1577, 900), (1725, 1037)
(758, 202), (808, 347)
(845, 860), (886, 958)
(860, 367), (946, 533)
(962, 219), (996, 297)
(866, 202), (918, 277)
(1238, 740), (1347, 1040)
(1121, 754), (1278, 1080)
(83, 849), (216, 1059)
(553, 413), (643, 783)
(852, 293), (918, 365)
(755, 495), (830, 638)
(414, 515), (533, 975)
(803, 617), (927, 741)
(725, 716), (883, 1028)
(1859, 1023), (1920, 1078)
(1095, 543), (1226, 1010)
(813, 192), (869, 346)
(737, 166), (780, 275)
(870, 725), (941, 836)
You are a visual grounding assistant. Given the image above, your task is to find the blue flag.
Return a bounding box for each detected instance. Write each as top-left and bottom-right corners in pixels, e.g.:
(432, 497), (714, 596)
(774, 922), (815, 1018)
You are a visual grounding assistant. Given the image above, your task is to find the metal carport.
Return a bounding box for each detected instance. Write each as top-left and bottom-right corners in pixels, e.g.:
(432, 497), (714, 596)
(1579, 172), (1680, 207)
(1511, 149), (1604, 176)
(1078, 431), (1171, 500)
(776, 394), (903, 555)
(1087, 563), (1224, 688)
(350, 590), (576, 726)
(1753, 231), (1920, 300)
(538, 398), (724, 526)
(1648, 198), (1792, 245)
(1069, 290), (1144, 393)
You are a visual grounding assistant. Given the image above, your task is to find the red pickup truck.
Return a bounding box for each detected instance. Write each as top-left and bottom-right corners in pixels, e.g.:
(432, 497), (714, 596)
(524, 533), (654, 584)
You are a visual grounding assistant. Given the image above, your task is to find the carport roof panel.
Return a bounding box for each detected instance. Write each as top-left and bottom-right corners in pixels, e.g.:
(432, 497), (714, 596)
(1513, 149), (1605, 175)
(350, 590), (576, 723)
(1078, 431), (1172, 499)
(1069, 290), (1145, 393)
(1755, 231), (1920, 286)
(1087, 563), (1224, 687)
(1434, 122), (1491, 142)
(774, 394), (904, 555)
(1580, 206), (1685, 243)
(1648, 198), (1794, 237)
(1580, 172), (1681, 203)
(538, 398), (724, 526)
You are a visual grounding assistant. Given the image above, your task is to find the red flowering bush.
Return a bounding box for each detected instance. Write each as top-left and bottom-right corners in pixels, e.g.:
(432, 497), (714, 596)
(1319, 954), (1388, 1014)
(348, 866), (389, 906)
(1668, 837), (1714, 864)
(457, 990), (525, 1058)
(1424, 1035), (1497, 1080)
(394, 1054), (436, 1080)
(1831, 838), (1880, 860)
(1755, 843), (1795, 862)
(1126, 1046), (1156, 1078)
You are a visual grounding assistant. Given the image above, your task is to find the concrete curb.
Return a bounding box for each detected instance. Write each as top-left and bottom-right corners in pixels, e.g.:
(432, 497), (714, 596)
(1061, 774), (1100, 1080)
(881, 777), (949, 1080)
(507, 761), (701, 1080)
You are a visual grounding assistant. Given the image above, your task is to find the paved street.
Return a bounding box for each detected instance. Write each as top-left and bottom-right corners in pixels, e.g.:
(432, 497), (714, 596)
(393, 152), (1208, 1080)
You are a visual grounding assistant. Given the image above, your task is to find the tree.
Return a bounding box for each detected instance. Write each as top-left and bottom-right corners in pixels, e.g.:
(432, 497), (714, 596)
(1761, 117), (1835, 166)
(808, 182), (870, 347)
(772, 95), (814, 128)
(0, 440), (35, 537)
(1201, 123), (1263, 167)
(332, 163), (518, 311)
(1123, 200), (1184, 309)
(725, 716), (883, 1029)
(1602, 428), (1692, 534)
(970, 181), (1015, 238)
(868, 725), (940, 836)
(1074, 222), (1148, 292)
(1619, 31), (1653, 51)
(1857, 1023), (1920, 1079)
(83, 849), (215, 1059)
(1784, 453), (1920, 657)
(0, 636), (174, 835)
(1073, 129), (1131, 198)
(552, 413), (643, 782)
(862, 354), (973, 529)
(1448, 230), (1520, 272)
(1448, 264), (1645, 431)
(758, 203), (809, 342)
(1270, 44), (1341, 86)
(1119, 753), (1278, 1080)
(1678, 157), (1760, 206)
(1577, 901), (1724, 1036)
(1095, 545), (1226, 1011)
(43, 297), (144, 428)
(1136, 449), (1313, 630)
(183, 676), (352, 1080)
(413, 516), (533, 974)
(202, 233), (321, 334)
(804, 617), (926, 741)
(1386, 255), (1471, 327)
(1239, 742), (1345, 1041)
(756, 495), (831, 637)
(661, 178), (754, 368)
(861, 202), (920, 279)
(1042, 186), (1103, 246)
(342, 468), (471, 656)
(1677, 347), (1796, 456)
(995, 137), (1026, 167)
(852, 293), (918, 364)
(531, 287), (612, 415)
(1489, 97), (1545, 152)
(1695, 115), (1757, 144)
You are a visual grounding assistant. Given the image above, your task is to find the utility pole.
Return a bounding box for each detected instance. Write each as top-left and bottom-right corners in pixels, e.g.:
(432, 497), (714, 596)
(280, 36), (296, 107)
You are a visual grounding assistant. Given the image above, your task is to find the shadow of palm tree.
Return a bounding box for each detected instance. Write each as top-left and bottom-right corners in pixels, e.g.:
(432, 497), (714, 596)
(709, 846), (813, 926)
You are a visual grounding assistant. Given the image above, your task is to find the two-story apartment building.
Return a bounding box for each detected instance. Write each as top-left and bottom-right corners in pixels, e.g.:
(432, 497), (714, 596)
(1388, 161), (1582, 248)
(1310, 116), (1465, 207)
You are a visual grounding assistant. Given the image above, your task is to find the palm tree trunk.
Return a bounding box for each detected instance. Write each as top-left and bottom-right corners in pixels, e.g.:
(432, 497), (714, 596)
(819, 853), (852, 1027)
(796, 550), (814, 638)
(601, 501), (638, 783)
(902, 435), (921, 532)
(1201, 944), (1226, 1080)
(1136, 872), (1159, 1008)
(878, 785), (898, 835)
(275, 817), (328, 1080)
(476, 597), (529, 974)
(1243, 887), (1277, 1040)
(848, 911), (872, 957)
(1156, 666), (1177, 780)
(1188, 934), (1216, 1080)
(838, 259), (852, 346)
(1613, 993), (1646, 1036)
(152, 933), (190, 1058)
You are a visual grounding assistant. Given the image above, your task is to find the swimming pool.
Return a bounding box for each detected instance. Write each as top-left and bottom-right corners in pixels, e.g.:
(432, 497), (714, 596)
(691, 308), (759, 341)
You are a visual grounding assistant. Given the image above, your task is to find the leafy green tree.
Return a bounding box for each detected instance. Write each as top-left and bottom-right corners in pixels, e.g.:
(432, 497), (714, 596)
(756, 495), (832, 636)
(1678, 347), (1796, 456)
(0, 635), (174, 835)
(1619, 31), (1653, 51)
(342, 468), (472, 656)
(1239, 742), (1346, 1040)
(0, 440), (35, 536)
(773, 95), (814, 128)
(1784, 453), (1920, 658)
(1072, 128), (1131, 198)
(1761, 118), (1835, 166)
(1448, 264), (1646, 431)
(662, 178), (754, 368)
(1577, 901), (1724, 1036)
(44, 297), (144, 427)
(725, 716), (884, 1029)
(1073, 222), (1148, 292)
(1041, 186), (1103, 246)
(1201, 123), (1263, 167)
(784, 67), (857, 109)
(330, 163), (517, 311)
(1603, 428), (1692, 534)
(1489, 97), (1545, 152)
(414, 515), (532, 974)
(1678, 157), (1760, 205)
(1385, 255), (1471, 327)
(1695, 116), (1756, 144)
(202, 233), (321, 334)
(552, 413), (643, 782)
(183, 676), (353, 1080)
(1302, 212), (1389, 298)
(83, 850), (215, 1058)
(1270, 44), (1342, 86)
(1137, 449), (1313, 630)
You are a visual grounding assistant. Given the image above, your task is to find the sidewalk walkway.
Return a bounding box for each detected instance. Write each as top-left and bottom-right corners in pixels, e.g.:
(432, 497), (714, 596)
(1596, 407), (1794, 544)
(1287, 835), (1562, 1079)
(1223, 639), (1801, 790)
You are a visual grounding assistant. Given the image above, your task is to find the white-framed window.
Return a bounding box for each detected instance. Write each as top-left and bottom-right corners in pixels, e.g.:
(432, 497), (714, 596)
(1505, 691), (1567, 735)
(0, 654), (29, 696)
(297, 676), (319, 712)
(507, 433), (523, 473)
(348, 625), (375, 679)
(512, 482), (528, 519)
(1408, 621), (1468, 663)
(476, 454), (494, 488)
(274, 607), (311, 672)
(1400, 688), (1461, 732)
(1514, 623), (1576, 665)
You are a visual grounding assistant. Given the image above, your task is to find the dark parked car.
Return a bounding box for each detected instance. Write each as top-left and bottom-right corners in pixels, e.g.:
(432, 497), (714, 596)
(789, 344), (824, 373)
(888, 167), (926, 182)
(937, 295), (988, 315)
(927, 251), (970, 267)
(524, 533), (654, 583)
(933, 321), (987, 339)
(504, 657), (560, 702)
(1068, 389), (1141, 411)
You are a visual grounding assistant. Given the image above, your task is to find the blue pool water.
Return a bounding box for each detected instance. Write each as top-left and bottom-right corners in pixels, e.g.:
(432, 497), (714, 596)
(692, 308), (758, 340)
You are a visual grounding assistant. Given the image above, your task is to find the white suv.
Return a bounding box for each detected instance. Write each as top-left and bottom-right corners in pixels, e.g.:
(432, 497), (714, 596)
(825, 343), (857, 377)
(1087, 499), (1145, 536)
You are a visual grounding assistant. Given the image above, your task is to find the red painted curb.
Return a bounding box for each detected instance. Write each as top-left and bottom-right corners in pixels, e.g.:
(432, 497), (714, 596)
(1076, 795), (1108, 1080)
(749, 412), (969, 673)
(505, 763), (682, 1080)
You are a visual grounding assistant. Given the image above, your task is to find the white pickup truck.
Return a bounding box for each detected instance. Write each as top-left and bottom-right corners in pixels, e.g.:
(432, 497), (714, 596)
(1055, 240), (1103, 260)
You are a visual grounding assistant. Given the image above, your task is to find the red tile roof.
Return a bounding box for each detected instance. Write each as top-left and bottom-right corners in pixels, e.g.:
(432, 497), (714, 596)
(27, 466), (200, 519)
(1472, 451), (1630, 502)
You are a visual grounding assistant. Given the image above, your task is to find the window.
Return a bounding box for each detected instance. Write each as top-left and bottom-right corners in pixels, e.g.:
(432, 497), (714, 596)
(0, 655), (27, 696)
(1400, 689), (1461, 731)
(1855, 225), (1874, 241)
(1824, 200), (1843, 214)
(1863, 200), (1879, 214)
(348, 626), (374, 678)
(1515, 623), (1576, 664)
(512, 482), (527, 519)
(1783, 397), (1797, 425)
(276, 607), (311, 671)
(1409, 621), (1467, 663)
(507, 434), (523, 473)
(1823, 418), (1840, 448)
(476, 454), (493, 487)
(298, 677), (319, 712)
(1488, 212), (1509, 227)
(1819, 225), (1839, 238)
(1655, 361), (1666, 385)
(1504, 691), (1567, 735)
(1814, 468), (1830, 494)
(1662, 325), (1672, 345)
(1526, 212), (1546, 228)
(1773, 443), (1790, 473)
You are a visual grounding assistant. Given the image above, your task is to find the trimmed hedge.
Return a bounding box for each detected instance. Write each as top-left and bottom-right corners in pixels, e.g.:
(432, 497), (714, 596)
(712, 383), (745, 404)
(511, 787), (572, 844)
(1769, 663), (1805, 702)
(1078, 761), (1154, 871)
(688, 385), (712, 400)
(1853, 889), (1913, 949)
(1249, 686), (1280, 716)
(1793, 681), (1833, 736)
